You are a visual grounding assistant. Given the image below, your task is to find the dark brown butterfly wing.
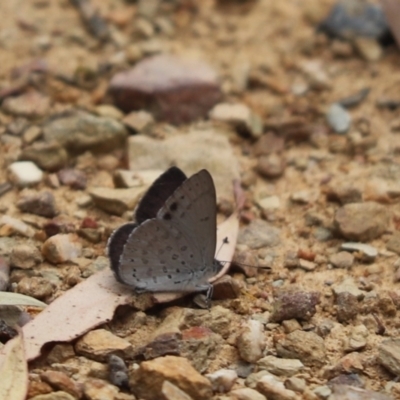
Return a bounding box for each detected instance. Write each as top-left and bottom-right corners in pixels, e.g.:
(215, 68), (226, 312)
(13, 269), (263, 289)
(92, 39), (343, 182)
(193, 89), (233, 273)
(135, 167), (187, 224)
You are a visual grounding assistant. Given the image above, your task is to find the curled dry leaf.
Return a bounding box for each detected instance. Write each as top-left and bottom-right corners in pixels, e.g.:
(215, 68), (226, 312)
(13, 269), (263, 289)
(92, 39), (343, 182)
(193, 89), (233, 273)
(0, 334), (28, 400)
(22, 178), (243, 361)
(0, 292), (47, 308)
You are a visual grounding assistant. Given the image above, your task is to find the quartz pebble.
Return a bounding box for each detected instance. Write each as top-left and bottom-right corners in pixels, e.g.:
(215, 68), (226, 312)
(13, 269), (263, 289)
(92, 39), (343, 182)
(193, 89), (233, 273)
(237, 319), (265, 363)
(8, 161), (43, 187)
(205, 369), (237, 393)
(42, 234), (82, 264)
(326, 103), (351, 133)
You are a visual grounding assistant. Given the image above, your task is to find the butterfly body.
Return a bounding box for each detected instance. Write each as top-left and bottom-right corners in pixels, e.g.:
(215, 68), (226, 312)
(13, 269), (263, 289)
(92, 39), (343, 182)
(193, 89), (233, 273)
(108, 167), (221, 296)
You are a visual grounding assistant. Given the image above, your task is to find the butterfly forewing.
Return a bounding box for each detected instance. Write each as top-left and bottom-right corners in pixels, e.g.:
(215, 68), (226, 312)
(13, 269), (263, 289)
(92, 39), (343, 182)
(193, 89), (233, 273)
(117, 218), (209, 292)
(157, 170), (217, 271)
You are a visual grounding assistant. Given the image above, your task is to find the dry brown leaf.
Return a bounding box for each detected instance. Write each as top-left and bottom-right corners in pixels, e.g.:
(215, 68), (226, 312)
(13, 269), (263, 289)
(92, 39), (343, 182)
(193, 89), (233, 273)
(23, 178), (243, 361)
(0, 334), (28, 400)
(23, 269), (132, 361)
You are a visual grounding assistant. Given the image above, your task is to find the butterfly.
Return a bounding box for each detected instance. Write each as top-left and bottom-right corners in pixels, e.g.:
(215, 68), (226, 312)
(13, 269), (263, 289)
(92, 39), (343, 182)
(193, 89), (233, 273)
(108, 167), (222, 299)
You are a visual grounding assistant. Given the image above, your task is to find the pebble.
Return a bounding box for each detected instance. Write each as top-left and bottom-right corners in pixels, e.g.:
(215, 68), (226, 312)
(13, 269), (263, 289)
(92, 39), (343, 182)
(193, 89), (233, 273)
(270, 291), (320, 322)
(329, 251), (354, 269)
(0, 257), (9, 291)
(229, 387), (267, 400)
(82, 379), (133, 400)
(335, 292), (359, 323)
(275, 330), (326, 367)
(17, 276), (55, 300)
(253, 132), (285, 156)
(378, 338), (400, 375)
(256, 375), (299, 400)
(285, 377), (306, 393)
(10, 243), (42, 269)
(122, 110), (155, 133)
(319, 3), (389, 40)
(109, 54), (222, 124)
(0, 215), (35, 237)
(41, 370), (82, 399)
(238, 219), (280, 249)
(313, 385), (331, 399)
(326, 103), (351, 134)
(334, 202), (390, 241)
(161, 380), (194, 400)
(89, 187), (144, 216)
(58, 168), (87, 190)
(17, 190), (58, 218)
(41, 234), (82, 264)
(205, 369), (238, 393)
(75, 329), (133, 362)
(236, 319), (265, 363)
(325, 183), (362, 204)
(332, 278), (365, 299)
(108, 354), (129, 389)
(257, 356), (303, 377)
(257, 154), (286, 178)
(128, 130), (239, 202)
(211, 275), (241, 300)
(298, 259), (317, 271)
(256, 195), (281, 211)
(345, 324), (368, 351)
(330, 384), (392, 400)
(340, 242), (378, 261)
(353, 37), (383, 61)
(29, 392), (76, 400)
(113, 169), (163, 188)
(209, 102), (263, 138)
(129, 355), (213, 400)
(94, 104), (124, 120)
(19, 142), (68, 171)
(2, 90), (50, 118)
(386, 232), (400, 255)
(43, 111), (128, 155)
(8, 161), (43, 187)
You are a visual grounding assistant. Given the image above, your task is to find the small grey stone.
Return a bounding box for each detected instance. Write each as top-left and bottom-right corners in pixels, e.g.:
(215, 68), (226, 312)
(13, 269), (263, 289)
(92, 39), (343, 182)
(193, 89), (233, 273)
(275, 330), (326, 367)
(378, 338), (400, 376)
(326, 103), (351, 133)
(334, 202), (390, 241)
(329, 251), (354, 269)
(17, 190), (58, 218)
(257, 356), (303, 377)
(43, 111), (128, 155)
(238, 219), (280, 249)
(19, 141), (68, 171)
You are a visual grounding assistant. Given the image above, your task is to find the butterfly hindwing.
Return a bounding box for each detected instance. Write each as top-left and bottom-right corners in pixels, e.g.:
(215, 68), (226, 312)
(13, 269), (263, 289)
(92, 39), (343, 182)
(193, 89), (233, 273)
(117, 218), (209, 292)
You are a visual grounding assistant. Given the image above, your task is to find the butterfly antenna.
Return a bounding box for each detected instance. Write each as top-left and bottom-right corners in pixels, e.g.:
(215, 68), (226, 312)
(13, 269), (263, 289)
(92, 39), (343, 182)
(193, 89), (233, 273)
(215, 236), (230, 259)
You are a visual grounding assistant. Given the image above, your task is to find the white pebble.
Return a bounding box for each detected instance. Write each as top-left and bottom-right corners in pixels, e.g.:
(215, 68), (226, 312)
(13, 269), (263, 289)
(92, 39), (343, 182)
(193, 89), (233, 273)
(8, 161), (43, 187)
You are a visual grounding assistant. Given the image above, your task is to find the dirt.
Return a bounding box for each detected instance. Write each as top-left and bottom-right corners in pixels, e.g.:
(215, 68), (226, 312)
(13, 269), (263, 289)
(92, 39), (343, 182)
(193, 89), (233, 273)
(1, 0), (400, 399)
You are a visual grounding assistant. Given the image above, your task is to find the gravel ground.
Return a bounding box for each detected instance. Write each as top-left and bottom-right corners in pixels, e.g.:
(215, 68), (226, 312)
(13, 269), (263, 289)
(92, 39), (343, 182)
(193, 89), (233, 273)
(1, 0), (400, 399)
